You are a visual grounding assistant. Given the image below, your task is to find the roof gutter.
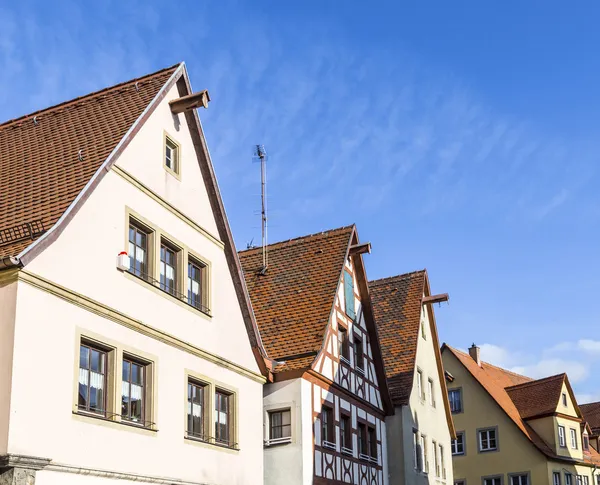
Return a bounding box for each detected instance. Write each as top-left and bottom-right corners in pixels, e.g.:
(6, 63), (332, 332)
(0, 256), (22, 270)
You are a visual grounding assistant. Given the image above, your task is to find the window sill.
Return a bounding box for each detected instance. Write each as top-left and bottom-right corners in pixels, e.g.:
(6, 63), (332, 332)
(341, 446), (353, 456)
(356, 367), (365, 376)
(73, 410), (157, 433)
(478, 448), (498, 453)
(122, 269), (212, 319)
(340, 356), (351, 366)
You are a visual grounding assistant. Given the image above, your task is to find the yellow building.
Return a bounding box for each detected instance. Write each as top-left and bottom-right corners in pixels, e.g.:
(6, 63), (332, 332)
(441, 344), (600, 485)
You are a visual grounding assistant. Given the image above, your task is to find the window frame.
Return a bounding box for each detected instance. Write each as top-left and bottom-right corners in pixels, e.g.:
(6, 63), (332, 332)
(508, 472), (530, 485)
(159, 238), (181, 296)
(321, 405), (335, 447)
(78, 341), (109, 416)
(583, 433), (590, 452)
(428, 378), (435, 407)
(358, 422), (368, 458)
(121, 355), (148, 426)
(214, 389), (234, 447)
(482, 476), (503, 485)
(565, 473), (573, 485)
(128, 219), (153, 281)
(559, 425), (567, 447)
(338, 325), (350, 362)
(340, 414), (352, 452)
(562, 392), (568, 407)
(448, 387), (463, 414)
(570, 428), (578, 449)
(164, 132), (181, 178)
(417, 369), (424, 401)
(343, 269), (356, 319)
(268, 408), (292, 444)
(368, 426), (377, 459)
(433, 439), (440, 477)
(187, 256), (208, 313)
(354, 336), (365, 372)
(477, 427), (499, 453)
(187, 378), (208, 441)
(452, 431), (466, 456)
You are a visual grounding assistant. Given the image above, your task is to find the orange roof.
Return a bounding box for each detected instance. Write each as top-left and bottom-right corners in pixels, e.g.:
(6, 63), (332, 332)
(239, 226), (354, 369)
(506, 374), (566, 419)
(0, 64), (179, 259)
(369, 271), (425, 405)
(581, 402), (600, 436)
(443, 345), (600, 466)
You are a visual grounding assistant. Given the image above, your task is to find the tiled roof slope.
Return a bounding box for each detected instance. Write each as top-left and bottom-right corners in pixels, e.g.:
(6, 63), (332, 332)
(581, 402), (600, 435)
(369, 271), (425, 405)
(238, 226), (353, 371)
(0, 64), (179, 259)
(506, 374), (566, 419)
(444, 345), (600, 465)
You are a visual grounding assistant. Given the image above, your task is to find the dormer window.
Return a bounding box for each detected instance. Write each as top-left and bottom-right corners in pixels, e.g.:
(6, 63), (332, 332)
(583, 434), (590, 452)
(164, 133), (180, 177)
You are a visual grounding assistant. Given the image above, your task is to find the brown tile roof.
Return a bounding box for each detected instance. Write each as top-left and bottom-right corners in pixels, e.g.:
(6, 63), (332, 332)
(506, 374), (566, 419)
(581, 402), (600, 436)
(0, 64), (179, 259)
(369, 270), (426, 405)
(444, 345), (600, 466)
(238, 226), (354, 369)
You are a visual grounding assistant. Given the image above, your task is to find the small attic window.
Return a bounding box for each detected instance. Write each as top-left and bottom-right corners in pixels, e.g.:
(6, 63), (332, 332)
(164, 133), (180, 178)
(562, 392), (567, 407)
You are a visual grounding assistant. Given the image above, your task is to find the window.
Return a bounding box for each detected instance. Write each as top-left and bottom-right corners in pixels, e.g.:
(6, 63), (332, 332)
(343, 270), (355, 319)
(321, 406), (334, 445)
(417, 370), (424, 400)
(570, 428), (578, 449)
(358, 423), (368, 457)
(554, 472), (562, 485)
(452, 432), (465, 455)
(159, 241), (178, 295)
(428, 378), (435, 407)
(128, 222), (149, 278)
(188, 258), (207, 311)
(584, 434), (590, 451)
(368, 426), (377, 459)
(269, 409), (291, 443)
(559, 425), (566, 447)
(164, 135), (180, 175)
(121, 357), (146, 424)
(510, 474), (529, 485)
(340, 414), (351, 451)
(439, 444), (446, 479)
(563, 392), (568, 406)
(565, 474), (572, 485)
(78, 343), (107, 415)
(355, 337), (365, 371)
(413, 429), (420, 470)
(483, 478), (502, 485)
(455, 482), (466, 485)
(478, 428), (498, 452)
(433, 440), (439, 477)
(577, 477), (583, 485)
(187, 379), (206, 440)
(448, 388), (463, 413)
(421, 434), (428, 473)
(583, 478), (589, 485)
(339, 326), (350, 361)
(421, 320), (426, 340)
(215, 390), (232, 446)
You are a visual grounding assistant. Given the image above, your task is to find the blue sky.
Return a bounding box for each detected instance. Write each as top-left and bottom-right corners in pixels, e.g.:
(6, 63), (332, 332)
(1, 1), (599, 400)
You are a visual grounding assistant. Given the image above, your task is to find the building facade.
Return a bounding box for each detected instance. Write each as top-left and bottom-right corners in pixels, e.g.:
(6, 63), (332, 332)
(580, 402), (600, 452)
(239, 226), (393, 485)
(0, 63), (268, 485)
(370, 270), (455, 485)
(442, 344), (600, 485)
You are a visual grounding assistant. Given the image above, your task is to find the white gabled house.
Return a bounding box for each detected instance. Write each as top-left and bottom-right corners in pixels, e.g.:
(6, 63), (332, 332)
(0, 63), (268, 485)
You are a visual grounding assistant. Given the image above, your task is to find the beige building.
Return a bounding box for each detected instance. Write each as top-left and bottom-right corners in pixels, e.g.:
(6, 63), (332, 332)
(0, 64), (268, 485)
(370, 270), (456, 485)
(239, 226), (393, 485)
(442, 344), (600, 485)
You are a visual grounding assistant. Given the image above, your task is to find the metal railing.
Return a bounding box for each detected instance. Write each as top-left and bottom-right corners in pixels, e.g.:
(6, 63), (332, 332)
(127, 268), (211, 315)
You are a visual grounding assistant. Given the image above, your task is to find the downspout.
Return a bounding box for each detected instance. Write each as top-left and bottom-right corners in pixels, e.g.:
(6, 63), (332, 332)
(0, 256), (22, 270)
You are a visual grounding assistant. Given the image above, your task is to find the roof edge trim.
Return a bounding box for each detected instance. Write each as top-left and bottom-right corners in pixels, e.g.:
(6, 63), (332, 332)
(17, 63), (185, 265)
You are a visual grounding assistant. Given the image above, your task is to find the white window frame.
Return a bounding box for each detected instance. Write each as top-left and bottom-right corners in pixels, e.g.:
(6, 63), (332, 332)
(558, 425), (566, 447)
(417, 369), (424, 401)
(478, 427), (498, 452)
(452, 432), (465, 455)
(508, 473), (530, 485)
(570, 428), (578, 449)
(428, 378), (435, 407)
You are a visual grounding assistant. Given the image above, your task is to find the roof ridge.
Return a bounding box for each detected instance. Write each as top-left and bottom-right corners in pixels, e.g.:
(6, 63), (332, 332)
(238, 224), (355, 254)
(505, 373), (566, 391)
(446, 345), (534, 381)
(0, 63), (181, 130)
(581, 401), (600, 407)
(369, 270), (427, 286)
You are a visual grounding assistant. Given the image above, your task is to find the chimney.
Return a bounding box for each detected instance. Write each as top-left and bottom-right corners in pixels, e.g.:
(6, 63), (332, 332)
(469, 343), (481, 366)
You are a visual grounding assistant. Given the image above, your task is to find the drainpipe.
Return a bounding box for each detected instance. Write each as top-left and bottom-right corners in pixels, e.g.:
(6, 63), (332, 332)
(0, 256), (22, 270)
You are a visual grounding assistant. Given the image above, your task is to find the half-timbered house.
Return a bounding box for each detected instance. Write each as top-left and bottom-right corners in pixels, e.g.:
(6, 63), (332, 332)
(239, 225), (393, 485)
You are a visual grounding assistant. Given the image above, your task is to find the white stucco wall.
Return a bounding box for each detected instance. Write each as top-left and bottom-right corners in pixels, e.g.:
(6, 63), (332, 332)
(263, 379), (303, 485)
(0, 279), (17, 455)
(5, 78), (264, 484)
(387, 303), (453, 485)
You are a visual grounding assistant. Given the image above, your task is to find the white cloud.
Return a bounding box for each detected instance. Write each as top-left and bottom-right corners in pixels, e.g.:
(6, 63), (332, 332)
(576, 392), (600, 404)
(479, 343), (521, 369)
(513, 359), (589, 384)
(578, 339), (600, 353)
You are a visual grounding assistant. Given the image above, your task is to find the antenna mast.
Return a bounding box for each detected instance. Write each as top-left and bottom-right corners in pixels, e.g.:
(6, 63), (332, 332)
(254, 144), (268, 273)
